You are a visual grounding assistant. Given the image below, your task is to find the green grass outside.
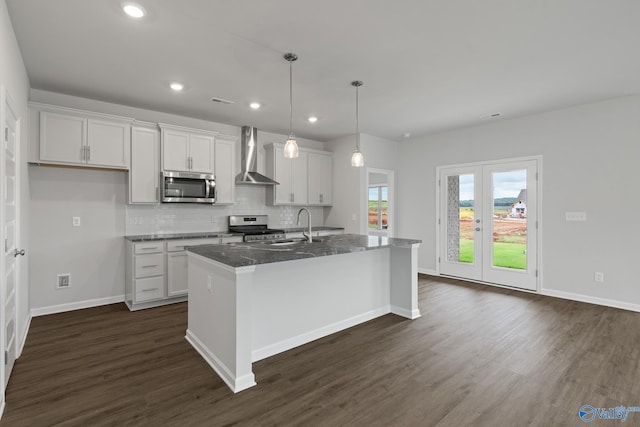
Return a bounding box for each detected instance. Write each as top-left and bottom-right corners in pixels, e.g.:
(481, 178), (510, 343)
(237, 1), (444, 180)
(458, 239), (526, 270)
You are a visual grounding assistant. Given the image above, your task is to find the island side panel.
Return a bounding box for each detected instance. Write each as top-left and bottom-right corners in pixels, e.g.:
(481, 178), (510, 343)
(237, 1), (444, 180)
(250, 248), (391, 362)
(186, 254), (256, 392)
(390, 243), (421, 319)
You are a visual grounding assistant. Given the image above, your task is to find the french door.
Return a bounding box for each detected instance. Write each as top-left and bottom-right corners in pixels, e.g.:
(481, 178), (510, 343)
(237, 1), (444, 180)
(439, 159), (538, 291)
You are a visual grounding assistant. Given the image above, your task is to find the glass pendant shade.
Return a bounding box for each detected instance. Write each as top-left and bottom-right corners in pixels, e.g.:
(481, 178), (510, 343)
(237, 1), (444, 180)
(351, 149), (364, 167)
(284, 135), (299, 159)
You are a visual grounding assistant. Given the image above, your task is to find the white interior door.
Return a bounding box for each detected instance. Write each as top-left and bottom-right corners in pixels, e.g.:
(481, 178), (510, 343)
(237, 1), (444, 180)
(439, 159), (538, 291)
(2, 88), (22, 386)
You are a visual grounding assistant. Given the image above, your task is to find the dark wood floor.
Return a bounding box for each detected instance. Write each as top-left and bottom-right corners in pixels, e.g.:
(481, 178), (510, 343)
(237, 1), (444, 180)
(2, 275), (639, 426)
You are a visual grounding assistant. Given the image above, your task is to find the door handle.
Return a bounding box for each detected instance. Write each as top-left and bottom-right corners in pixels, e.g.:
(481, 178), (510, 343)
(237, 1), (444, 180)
(14, 248), (25, 257)
(475, 227), (481, 232)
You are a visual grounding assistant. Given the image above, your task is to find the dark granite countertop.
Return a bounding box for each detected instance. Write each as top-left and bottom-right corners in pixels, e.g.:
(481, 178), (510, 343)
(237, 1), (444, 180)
(125, 232), (241, 242)
(282, 226), (345, 233)
(187, 233), (421, 268)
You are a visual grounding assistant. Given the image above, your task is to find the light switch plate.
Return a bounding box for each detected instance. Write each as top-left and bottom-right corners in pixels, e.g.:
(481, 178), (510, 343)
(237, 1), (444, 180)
(72, 217), (81, 227)
(565, 212), (586, 221)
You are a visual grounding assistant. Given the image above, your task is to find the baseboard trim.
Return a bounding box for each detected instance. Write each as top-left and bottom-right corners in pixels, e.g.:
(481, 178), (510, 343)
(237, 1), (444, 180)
(418, 268), (437, 276)
(391, 305), (421, 319)
(542, 288), (640, 313)
(185, 329), (256, 393)
(252, 306), (391, 363)
(17, 314), (32, 358)
(31, 295), (125, 317)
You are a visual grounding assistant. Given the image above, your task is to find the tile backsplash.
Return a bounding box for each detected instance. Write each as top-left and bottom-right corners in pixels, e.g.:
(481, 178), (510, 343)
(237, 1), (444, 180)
(125, 185), (326, 235)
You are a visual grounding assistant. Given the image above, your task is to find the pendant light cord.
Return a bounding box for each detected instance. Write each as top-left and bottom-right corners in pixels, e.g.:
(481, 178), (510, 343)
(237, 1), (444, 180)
(356, 84), (360, 151)
(289, 59), (293, 136)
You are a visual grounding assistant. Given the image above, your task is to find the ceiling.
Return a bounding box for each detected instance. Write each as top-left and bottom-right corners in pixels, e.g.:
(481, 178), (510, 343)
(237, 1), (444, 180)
(6, 0), (640, 142)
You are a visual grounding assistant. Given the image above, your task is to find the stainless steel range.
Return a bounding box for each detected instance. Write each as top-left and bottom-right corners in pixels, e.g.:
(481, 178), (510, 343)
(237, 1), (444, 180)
(228, 215), (286, 242)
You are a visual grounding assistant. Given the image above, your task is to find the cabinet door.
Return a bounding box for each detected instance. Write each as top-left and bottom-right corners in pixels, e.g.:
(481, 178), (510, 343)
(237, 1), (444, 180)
(130, 126), (160, 203)
(39, 111), (86, 164)
(273, 146), (293, 204)
(291, 151), (308, 205)
(162, 130), (190, 171)
(167, 251), (188, 297)
(214, 138), (235, 204)
(87, 119), (130, 168)
(189, 134), (215, 173)
(308, 153), (332, 205)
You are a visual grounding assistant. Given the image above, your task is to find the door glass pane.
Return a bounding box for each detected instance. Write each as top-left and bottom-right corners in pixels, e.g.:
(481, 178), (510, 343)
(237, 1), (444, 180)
(380, 186), (388, 229)
(368, 187), (379, 229)
(447, 174), (474, 263)
(492, 170), (527, 270)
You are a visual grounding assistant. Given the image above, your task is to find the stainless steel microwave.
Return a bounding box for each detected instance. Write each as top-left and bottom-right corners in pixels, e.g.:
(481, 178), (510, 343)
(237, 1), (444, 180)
(161, 171), (216, 204)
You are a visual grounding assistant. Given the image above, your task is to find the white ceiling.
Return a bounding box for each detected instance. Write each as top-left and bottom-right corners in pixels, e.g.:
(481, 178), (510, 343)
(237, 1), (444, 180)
(6, 0), (640, 142)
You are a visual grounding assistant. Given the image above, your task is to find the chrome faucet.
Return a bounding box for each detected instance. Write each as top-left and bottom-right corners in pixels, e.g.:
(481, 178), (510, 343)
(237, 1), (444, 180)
(296, 208), (312, 243)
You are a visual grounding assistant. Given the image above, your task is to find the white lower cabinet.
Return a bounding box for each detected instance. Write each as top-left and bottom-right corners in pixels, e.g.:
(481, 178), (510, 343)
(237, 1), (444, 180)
(126, 237), (222, 310)
(166, 238), (220, 297)
(167, 252), (188, 297)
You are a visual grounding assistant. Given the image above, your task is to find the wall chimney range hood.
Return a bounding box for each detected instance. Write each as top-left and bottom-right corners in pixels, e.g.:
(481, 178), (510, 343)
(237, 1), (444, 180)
(235, 126), (279, 185)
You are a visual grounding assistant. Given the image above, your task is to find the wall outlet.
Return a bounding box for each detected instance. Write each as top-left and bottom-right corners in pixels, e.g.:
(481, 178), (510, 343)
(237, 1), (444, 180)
(72, 217), (81, 227)
(211, 216), (217, 224)
(566, 212), (586, 221)
(352, 214), (357, 221)
(594, 272), (604, 283)
(56, 273), (71, 289)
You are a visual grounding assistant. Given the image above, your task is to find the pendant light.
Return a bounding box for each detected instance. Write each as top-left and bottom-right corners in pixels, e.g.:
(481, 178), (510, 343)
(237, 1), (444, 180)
(351, 80), (364, 167)
(283, 53), (299, 158)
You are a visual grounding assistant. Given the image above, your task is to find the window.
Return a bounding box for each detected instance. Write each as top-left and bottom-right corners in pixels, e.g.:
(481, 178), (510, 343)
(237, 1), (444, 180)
(368, 185), (388, 230)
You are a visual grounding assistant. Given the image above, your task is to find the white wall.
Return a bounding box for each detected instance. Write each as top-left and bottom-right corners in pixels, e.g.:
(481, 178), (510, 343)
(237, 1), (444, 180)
(397, 95), (640, 308)
(325, 133), (400, 233)
(29, 166), (126, 310)
(1, 0), (31, 358)
(27, 90), (327, 313)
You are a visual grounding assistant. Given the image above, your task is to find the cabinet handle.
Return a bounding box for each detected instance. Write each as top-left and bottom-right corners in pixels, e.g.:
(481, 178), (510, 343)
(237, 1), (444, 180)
(319, 193), (323, 203)
(141, 288), (158, 292)
(81, 146), (86, 161)
(87, 145), (91, 161)
(141, 264), (158, 268)
(290, 193), (294, 203)
(139, 247), (159, 251)
(156, 186), (159, 201)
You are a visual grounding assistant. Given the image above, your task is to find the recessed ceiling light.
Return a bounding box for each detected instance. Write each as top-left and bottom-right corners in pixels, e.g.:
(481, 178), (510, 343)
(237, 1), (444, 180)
(403, 132), (411, 138)
(249, 102), (261, 110)
(170, 82), (184, 91)
(308, 116), (318, 123)
(122, 3), (145, 18)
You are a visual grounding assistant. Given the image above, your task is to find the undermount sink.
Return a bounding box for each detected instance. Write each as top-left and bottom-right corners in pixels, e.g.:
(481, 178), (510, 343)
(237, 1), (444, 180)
(267, 237), (328, 246)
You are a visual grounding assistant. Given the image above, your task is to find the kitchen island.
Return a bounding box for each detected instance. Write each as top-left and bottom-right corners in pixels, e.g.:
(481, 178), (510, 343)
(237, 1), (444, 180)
(185, 234), (421, 392)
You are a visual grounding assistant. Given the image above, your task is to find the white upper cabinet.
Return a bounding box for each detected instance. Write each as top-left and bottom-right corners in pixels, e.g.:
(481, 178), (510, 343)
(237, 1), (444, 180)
(159, 124), (216, 174)
(129, 123), (160, 204)
(36, 105), (131, 169)
(87, 119), (129, 168)
(214, 136), (237, 204)
(308, 152), (332, 206)
(265, 143), (331, 206)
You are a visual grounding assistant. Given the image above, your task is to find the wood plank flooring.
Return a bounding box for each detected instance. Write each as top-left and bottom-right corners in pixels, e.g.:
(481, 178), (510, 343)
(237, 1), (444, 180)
(2, 275), (640, 426)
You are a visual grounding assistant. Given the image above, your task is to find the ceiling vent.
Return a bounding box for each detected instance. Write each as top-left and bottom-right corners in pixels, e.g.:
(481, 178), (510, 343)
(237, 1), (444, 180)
(210, 97), (235, 105)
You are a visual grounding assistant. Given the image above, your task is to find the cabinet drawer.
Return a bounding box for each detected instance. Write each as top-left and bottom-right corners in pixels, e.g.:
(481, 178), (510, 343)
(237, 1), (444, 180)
(135, 253), (164, 278)
(166, 238), (220, 252)
(134, 242), (164, 254)
(134, 276), (165, 303)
